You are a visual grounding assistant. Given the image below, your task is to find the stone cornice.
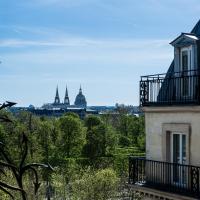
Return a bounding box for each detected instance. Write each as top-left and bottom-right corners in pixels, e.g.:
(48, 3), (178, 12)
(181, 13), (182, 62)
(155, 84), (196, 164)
(142, 106), (200, 113)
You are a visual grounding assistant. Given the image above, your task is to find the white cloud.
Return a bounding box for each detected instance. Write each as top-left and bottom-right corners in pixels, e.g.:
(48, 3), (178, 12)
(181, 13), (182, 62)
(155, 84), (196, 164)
(25, 0), (96, 7)
(0, 36), (173, 79)
(0, 37), (171, 49)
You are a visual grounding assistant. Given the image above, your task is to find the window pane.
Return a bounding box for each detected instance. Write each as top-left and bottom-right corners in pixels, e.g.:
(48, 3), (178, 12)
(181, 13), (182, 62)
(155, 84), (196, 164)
(182, 135), (186, 162)
(182, 51), (189, 96)
(173, 134), (180, 163)
(182, 51), (188, 71)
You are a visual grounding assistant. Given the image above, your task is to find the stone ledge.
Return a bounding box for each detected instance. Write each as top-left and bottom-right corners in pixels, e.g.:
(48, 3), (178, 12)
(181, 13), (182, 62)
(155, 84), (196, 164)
(143, 106), (200, 113)
(128, 184), (198, 200)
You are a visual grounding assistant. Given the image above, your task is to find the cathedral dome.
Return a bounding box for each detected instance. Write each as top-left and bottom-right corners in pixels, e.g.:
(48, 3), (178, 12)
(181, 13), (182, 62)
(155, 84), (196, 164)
(74, 86), (87, 108)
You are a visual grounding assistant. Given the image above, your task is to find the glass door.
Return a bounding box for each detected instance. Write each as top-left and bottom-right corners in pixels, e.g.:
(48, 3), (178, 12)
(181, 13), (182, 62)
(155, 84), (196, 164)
(171, 133), (186, 185)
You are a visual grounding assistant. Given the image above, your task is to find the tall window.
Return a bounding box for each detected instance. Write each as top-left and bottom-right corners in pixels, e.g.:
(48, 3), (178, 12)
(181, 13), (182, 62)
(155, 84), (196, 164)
(182, 51), (188, 72)
(181, 50), (189, 96)
(172, 133), (187, 184)
(180, 46), (193, 97)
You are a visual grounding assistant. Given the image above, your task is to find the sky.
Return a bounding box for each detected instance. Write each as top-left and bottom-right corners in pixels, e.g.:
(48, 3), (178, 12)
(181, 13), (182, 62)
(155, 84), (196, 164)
(0, 0), (200, 107)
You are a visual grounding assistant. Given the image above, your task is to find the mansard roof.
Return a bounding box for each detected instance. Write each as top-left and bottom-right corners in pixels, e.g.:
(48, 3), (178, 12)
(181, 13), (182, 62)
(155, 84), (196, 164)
(191, 19), (200, 36)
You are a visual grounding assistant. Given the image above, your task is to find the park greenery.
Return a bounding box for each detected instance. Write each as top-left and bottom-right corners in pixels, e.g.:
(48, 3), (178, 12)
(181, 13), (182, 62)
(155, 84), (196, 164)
(0, 108), (145, 199)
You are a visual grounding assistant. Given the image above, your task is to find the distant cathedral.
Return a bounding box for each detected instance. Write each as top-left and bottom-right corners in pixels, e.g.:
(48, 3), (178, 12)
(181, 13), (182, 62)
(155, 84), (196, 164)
(53, 85), (70, 106)
(42, 85), (87, 109)
(74, 86), (87, 108)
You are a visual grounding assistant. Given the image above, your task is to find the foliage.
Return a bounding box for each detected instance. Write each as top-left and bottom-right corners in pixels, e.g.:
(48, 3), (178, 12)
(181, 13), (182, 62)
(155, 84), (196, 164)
(0, 103), (52, 200)
(0, 107), (145, 199)
(137, 132), (145, 151)
(119, 135), (132, 147)
(58, 114), (86, 158)
(64, 112), (80, 119)
(85, 115), (101, 130)
(71, 168), (119, 200)
(83, 116), (118, 158)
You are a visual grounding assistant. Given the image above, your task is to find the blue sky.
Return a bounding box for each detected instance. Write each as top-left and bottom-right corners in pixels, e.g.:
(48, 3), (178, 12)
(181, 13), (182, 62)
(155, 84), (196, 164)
(0, 0), (200, 106)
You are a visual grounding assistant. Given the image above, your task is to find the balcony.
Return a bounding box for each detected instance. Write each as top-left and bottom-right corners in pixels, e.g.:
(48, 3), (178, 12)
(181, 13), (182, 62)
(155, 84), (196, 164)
(140, 69), (200, 106)
(129, 157), (200, 198)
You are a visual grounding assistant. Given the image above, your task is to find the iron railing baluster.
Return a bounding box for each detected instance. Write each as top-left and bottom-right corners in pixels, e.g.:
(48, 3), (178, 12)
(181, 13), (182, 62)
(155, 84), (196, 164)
(129, 157), (200, 198)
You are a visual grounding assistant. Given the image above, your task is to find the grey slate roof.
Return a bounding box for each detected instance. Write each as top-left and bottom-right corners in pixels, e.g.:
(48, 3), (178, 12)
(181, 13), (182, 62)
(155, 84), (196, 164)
(191, 19), (200, 36)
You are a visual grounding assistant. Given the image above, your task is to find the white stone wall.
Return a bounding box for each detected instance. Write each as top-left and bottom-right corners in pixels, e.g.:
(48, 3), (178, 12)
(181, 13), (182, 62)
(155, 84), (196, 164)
(144, 106), (200, 166)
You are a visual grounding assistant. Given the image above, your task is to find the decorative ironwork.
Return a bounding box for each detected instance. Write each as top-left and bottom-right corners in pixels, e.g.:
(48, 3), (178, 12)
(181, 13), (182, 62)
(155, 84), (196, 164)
(129, 157), (200, 198)
(0, 101), (53, 200)
(140, 69), (200, 106)
(140, 81), (149, 106)
(191, 166), (200, 196)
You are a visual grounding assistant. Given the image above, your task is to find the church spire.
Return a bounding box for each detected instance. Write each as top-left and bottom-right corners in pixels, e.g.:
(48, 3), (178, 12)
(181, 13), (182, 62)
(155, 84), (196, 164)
(54, 86), (60, 104)
(64, 84), (70, 105)
(79, 85), (82, 94)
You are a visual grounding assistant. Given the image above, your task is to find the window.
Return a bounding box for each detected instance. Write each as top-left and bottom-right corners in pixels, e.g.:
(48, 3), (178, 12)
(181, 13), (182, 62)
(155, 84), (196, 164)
(171, 133), (187, 185)
(180, 46), (193, 97)
(182, 51), (188, 72)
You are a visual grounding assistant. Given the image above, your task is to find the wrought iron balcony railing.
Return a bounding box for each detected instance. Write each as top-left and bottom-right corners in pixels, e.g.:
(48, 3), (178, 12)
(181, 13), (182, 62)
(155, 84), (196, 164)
(129, 157), (200, 198)
(140, 69), (200, 106)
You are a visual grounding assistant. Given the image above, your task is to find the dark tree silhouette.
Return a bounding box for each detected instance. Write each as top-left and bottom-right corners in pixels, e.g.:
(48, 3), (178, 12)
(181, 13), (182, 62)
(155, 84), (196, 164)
(0, 101), (53, 200)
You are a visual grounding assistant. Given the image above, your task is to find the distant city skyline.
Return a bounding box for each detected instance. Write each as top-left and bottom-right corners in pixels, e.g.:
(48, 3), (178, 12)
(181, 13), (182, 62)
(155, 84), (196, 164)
(0, 0), (200, 106)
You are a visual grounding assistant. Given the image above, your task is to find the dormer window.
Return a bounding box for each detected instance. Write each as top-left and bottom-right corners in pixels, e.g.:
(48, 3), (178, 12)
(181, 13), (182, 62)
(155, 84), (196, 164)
(170, 33), (198, 73)
(170, 33), (199, 98)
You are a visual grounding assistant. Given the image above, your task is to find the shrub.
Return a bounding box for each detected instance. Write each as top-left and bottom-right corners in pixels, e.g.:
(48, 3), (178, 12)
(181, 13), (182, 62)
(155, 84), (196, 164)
(71, 168), (119, 200)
